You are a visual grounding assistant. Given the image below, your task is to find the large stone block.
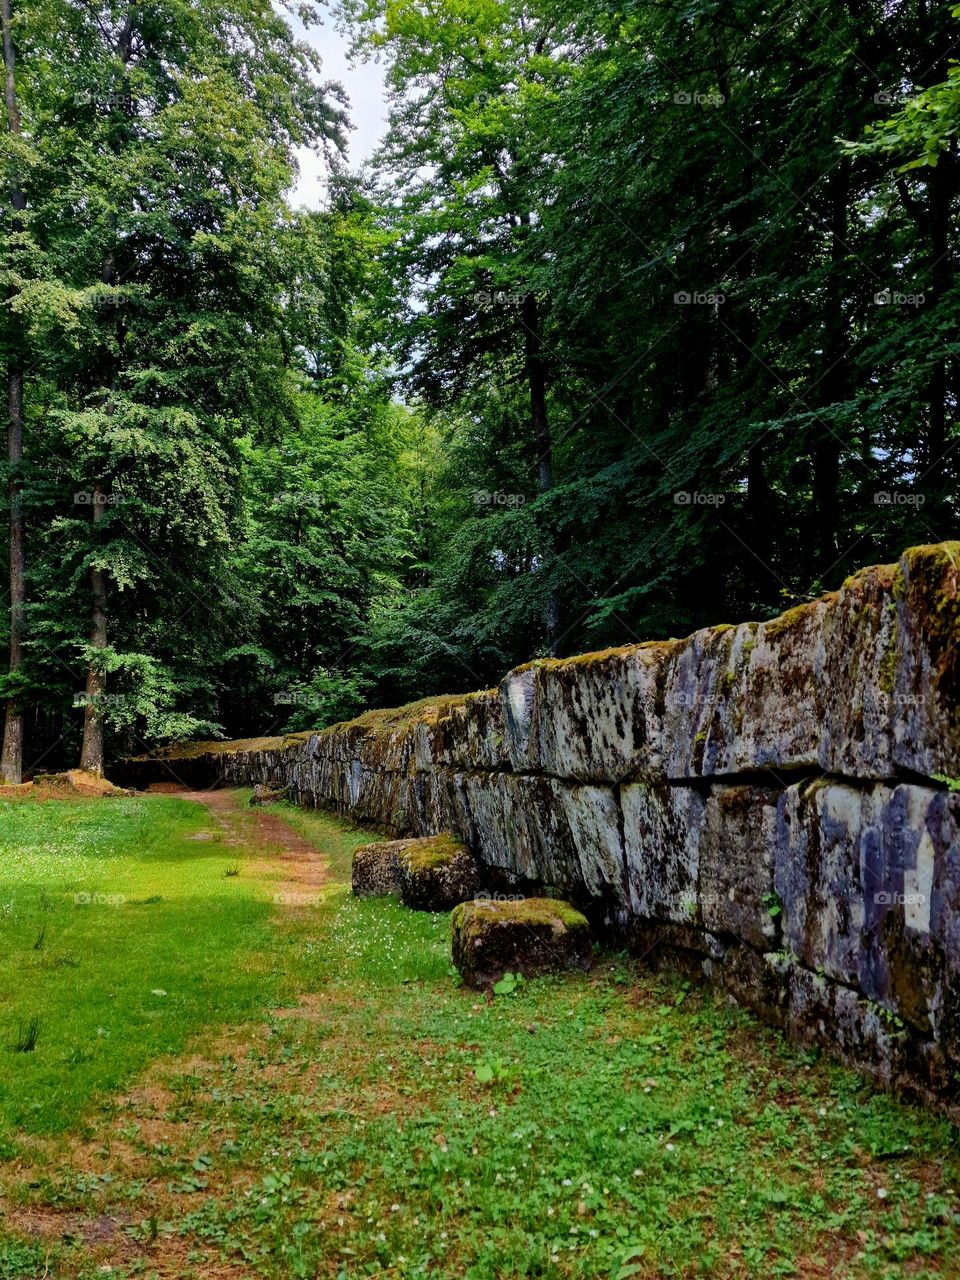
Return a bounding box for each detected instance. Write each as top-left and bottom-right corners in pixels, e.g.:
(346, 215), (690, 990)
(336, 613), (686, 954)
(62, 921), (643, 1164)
(700, 785), (780, 949)
(451, 897), (592, 987)
(557, 784), (628, 909)
(454, 771), (584, 892)
(621, 784), (705, 924)
(434, 690), (508, 771)
(661, 621), (767, 778)
(396, 835), (481, 911)
(892, 542), (960, 779)
(526, 643), (674, 782)
(774, 781), (867, 988)
(775, 780), (960, 1044)
(352, 841), (403, 897)
(500, 666), (538, 771)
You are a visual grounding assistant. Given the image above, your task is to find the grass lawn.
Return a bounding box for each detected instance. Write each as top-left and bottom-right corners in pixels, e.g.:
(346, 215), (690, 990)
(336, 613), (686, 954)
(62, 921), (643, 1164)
(1, 793), (959, 1279)
(0, 793), (283, 1134)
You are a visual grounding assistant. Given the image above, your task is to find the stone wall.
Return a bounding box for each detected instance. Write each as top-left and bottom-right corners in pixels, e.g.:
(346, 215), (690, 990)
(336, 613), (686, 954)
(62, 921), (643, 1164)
(126, 543), (960, 1102)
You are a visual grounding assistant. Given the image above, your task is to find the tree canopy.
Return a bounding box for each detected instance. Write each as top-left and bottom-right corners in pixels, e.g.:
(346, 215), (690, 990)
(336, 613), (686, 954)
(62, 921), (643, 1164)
(1, 0), (957, 772)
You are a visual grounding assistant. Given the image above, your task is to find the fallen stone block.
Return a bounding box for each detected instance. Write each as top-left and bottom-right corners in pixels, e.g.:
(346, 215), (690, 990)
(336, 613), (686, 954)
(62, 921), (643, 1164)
(351, 841), (404, 897)
(250, 782), (289, 806)
(396, 834), (481, 911)
(451, 897), (592, 987)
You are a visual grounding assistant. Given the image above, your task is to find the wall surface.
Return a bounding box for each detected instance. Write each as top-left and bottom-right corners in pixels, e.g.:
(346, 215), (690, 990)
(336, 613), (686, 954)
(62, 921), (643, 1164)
(126, 542), (960, 1101)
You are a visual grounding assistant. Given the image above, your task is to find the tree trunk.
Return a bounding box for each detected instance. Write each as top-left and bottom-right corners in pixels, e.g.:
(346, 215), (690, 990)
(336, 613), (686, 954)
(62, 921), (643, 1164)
(1, 366), (24, 782)
(78, 9), (132, 774)
(811, 158), (850, 578)
(1, 0), (26, 783)
(522, 289), (559, 651)
(926, 164), (950, 482)
(78, 484), (109, 776)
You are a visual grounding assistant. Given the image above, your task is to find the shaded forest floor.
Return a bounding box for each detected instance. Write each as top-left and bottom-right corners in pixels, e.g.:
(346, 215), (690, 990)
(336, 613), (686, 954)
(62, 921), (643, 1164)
(0, 789), (959, 1279)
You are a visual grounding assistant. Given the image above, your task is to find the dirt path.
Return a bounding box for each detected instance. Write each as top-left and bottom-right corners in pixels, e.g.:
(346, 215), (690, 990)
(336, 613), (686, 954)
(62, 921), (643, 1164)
(167, 784), (330, 900)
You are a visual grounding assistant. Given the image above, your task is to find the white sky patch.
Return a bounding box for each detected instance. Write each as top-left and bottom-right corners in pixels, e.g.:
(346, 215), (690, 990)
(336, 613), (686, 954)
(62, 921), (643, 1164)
(284, 10), (388, 208)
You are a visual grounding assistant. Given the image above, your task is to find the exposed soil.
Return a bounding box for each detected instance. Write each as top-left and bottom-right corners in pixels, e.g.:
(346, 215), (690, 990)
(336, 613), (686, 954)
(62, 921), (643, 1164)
(0, 769), (133, 802)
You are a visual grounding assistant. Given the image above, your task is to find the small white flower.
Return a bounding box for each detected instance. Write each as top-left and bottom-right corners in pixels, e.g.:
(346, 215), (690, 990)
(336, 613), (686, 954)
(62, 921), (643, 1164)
(877, 1188), (888, 1199)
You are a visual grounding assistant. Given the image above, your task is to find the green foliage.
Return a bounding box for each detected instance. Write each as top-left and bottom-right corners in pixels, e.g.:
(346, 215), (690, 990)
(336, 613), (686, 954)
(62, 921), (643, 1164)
(2, 0), (959, 761)
(492, 970), (525, 995)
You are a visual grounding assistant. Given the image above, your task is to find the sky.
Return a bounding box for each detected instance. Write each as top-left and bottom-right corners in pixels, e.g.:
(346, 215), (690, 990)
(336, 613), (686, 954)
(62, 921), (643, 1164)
(287, 11), (389, 209)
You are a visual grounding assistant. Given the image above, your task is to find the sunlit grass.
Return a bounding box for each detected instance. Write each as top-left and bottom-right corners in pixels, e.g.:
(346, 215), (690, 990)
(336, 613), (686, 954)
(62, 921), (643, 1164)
(0, 795), (278, 1133)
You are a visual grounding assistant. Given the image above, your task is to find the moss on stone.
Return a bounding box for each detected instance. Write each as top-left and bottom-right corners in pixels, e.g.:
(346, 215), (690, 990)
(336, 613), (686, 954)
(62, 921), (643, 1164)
(900, 542), (960, 719)
(398, 833), (468, 872)
(128, 732), (311, 762)
(323, 694), (468, 739)
(761, 599), (825, 641)
(451, 897), (592, 987)
(879, 603), (899, 695)
(453, 896), (588, 937)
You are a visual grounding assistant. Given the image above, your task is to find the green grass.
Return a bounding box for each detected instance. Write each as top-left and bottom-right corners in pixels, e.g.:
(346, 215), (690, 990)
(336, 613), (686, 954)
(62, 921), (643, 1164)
(1, 794), (960, 1279)
(0, 794), (280, 1133)
(0, 1235), (47, 1279)
(166, 909), (960, 1280)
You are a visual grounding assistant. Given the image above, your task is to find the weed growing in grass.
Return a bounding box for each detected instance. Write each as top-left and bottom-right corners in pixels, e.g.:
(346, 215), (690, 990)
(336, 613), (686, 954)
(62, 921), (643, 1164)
(0, 1236), (48, 1279)
(13, 1016), (40, 1053)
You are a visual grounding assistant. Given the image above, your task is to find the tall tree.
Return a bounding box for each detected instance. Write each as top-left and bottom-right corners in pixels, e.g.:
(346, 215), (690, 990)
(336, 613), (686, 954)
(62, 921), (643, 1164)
(22, 0), (347, 772)
(343, 0), (572, 650)
(0, 0), (25, 781)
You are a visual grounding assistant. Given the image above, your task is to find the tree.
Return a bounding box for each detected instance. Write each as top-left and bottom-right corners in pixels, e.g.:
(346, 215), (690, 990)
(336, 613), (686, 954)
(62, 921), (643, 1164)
(0, 0), (26, 781)
(19, 0), (346, 772)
